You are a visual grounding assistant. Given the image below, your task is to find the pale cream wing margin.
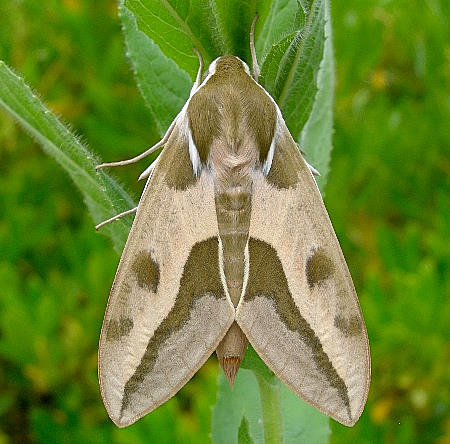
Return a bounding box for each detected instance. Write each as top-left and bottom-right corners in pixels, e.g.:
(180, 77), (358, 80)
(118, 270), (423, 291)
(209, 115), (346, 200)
(236, 124), (370, 426)
(98, 124), (235, 428)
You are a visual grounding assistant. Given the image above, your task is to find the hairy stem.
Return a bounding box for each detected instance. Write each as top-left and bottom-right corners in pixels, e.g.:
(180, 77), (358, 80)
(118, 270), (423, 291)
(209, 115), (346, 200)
(255, 374), (283, 444)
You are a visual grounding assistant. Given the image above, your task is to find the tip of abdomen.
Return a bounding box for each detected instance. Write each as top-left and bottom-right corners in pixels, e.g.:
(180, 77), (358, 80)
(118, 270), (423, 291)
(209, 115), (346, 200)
(216, 322), (249, 386)
(219, 356), (242, 386)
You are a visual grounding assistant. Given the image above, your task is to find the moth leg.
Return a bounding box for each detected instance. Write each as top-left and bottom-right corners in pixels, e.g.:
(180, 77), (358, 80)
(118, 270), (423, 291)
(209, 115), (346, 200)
(95, 117), (178, 170)
(306, 161), (321, 177)
(296, 143), (320, 176)
(191, 47), (204, 93)
(95, 207), (137, 230)
(250, 14), (260, 80)
(295, 142), (307, 156)
(138, 153), (160, 181)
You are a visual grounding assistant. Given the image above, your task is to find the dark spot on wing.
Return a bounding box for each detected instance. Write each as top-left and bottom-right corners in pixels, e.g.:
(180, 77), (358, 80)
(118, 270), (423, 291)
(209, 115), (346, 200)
(106, 317), (134, 341)
(244, 237), (351, 421)
(306, 248), (335, 288)
(131, 251), (160, 293)
(334, 314), (363, 337)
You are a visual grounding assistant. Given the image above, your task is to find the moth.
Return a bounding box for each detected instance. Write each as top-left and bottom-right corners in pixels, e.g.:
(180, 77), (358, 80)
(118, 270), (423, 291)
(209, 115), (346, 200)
(96, 19), (370, 428)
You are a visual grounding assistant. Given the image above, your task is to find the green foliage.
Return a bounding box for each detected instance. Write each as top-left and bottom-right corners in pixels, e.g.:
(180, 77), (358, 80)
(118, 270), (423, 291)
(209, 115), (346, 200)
(120, 2), (192, 136)
(212, 364), (330, 444)
(238, 416), (255, 444)
(0, 62), (133, 253)
(0, 0), (448, 443)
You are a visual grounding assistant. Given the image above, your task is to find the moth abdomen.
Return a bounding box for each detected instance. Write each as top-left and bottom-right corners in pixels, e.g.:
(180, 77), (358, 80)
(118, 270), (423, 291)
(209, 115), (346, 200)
(214, 187), (251, 303)
(214, 183), (252, 384)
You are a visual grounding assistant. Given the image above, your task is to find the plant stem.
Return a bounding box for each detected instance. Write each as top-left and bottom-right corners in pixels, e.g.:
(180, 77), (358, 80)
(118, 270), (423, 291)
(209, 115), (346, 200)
(255, 374), (283, 444)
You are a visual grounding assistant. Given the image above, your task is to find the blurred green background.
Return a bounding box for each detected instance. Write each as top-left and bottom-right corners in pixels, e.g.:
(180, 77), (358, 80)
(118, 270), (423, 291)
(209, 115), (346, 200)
(0, 0), (448, 443)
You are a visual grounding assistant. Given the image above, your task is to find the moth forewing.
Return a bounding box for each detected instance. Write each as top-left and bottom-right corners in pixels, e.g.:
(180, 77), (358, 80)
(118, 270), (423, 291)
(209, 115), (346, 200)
(235, 119), (370, 426)
(98, 53), (370, 428)
(98, 108), (235, 427)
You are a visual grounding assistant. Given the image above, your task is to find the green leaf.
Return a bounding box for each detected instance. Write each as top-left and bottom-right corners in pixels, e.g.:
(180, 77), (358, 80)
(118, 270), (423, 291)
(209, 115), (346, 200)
(212, 369), (330, 444)
(124, 0), (220, 76)
(254, 374), (283, 444)
(120, 0), (192, 135)
(238, 416), (255, 444)
(240, 345), (275, 384)
(261, 0), (326, 139)
(259, 31), (299, 94)
(212, 1), (269, 63)
(299, 0), (312, 12)
(260, 0), (333, 189)
(299, 0), (335, 190)
(122, 0), (301, 78)
(212, 370), (264, 444)
(255, 0), (304, 61)
(282, 385), (331, 443)
(0, 61), (134, 253)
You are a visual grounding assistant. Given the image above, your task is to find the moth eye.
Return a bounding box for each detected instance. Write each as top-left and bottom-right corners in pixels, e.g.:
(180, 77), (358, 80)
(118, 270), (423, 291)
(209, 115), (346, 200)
(334, 314), (363, 337)
(131, 251), (160, 293)
(305, 248), (335, 288)
(106, 317), (134, 341)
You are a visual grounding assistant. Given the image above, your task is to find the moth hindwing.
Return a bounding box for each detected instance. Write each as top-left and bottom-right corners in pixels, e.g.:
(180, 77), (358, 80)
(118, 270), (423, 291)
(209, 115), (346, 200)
(98, 56), (370, 428)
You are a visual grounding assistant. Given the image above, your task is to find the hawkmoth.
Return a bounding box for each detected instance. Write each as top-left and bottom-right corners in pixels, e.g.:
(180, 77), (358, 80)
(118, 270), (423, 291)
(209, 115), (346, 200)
(96, 19), (370, 428)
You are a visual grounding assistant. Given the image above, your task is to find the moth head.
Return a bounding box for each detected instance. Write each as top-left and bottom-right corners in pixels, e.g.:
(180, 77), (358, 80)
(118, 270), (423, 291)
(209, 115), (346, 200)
(204, 56), (251, 80)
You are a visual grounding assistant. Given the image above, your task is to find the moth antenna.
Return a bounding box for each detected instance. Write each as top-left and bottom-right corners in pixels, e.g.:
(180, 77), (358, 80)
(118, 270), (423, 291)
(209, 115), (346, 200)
(95, 207), (137, 230)
(192, 47), (204, 92)
(250, 14), (260, 80)
(95, 117), (178, 170)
